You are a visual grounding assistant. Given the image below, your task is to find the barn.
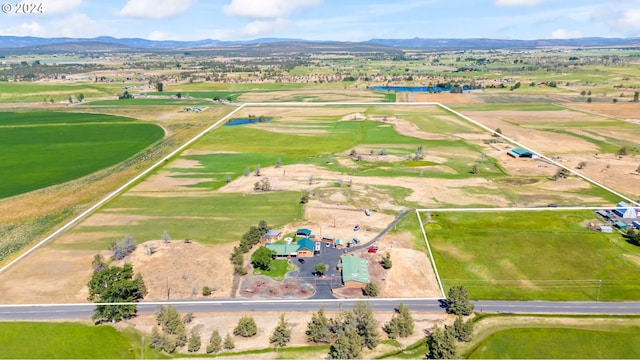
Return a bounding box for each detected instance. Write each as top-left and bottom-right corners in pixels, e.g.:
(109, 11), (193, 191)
(613, 202), (637, 219)
(507, 147), (535, 158)
(337, 255), (370, 289)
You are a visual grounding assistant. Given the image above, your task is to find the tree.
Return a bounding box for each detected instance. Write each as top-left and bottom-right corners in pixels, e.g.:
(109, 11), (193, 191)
(156, 82), (164, 92)
(587, 97), (592, 103)
(275, 157), (282, 168)
(427, 326), (457, 359)
(328, 324), (362, 359)
(493, 128), (502, 137)
(307, 307), (332, 343)
(150, 326), (176, 354)
(243, 167), (250, 176)
(254, 164), (261, 176)
(617, 146), (628, 156)
(188, 329), (201, 352)
(155, 305), (188, 346)
(91, 254), (106, 273)
(383, 303), (414, 339)
(450, 315), (474, 342)
(577, 161), (587, 170)
(314, 263), (327, 276)
(77, 93), (85, 102)
(202, 286), (212, 296)
(162, 230), (171, 243)
(351, 302), (380, 349)
(87, 264), (147, 323)
(381, 252), (392, 269)
(111, 234), (136, 260)
(251, 246), (275, 271)
(224, 175), (232, 183)
(634, 91), (639, 103)
(363, 282), (379, 297)
(270, 314), (292, 348)
(234, 316), (257, 337)
(206, 330), (222, 353)
(470, 163), (479, 175)
(446, 285), (474, 316)
(300, 190), (310, 204)
(223, 333), (235, 350)
(327, 153), (333, 163)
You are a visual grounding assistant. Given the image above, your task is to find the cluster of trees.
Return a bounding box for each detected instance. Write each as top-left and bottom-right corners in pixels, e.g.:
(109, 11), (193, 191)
(625, 228), (640, 246)
(111, 234), (136, 260)
(230, 220), (270, 275)
(250, 246), (276, 271)
(426, 285), (475, 358)
(150, 305), (192, 353)
(306, 302), (381, 359)
(382, 303), (414, 339)
(87, 263), (147, 323)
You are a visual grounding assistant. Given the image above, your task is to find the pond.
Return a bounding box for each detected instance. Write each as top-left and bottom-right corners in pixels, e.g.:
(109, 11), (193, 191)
(224, 117), (272, 126)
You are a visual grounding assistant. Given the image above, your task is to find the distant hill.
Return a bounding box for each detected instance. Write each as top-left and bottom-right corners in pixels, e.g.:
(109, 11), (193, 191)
(1, 35), (639, 52)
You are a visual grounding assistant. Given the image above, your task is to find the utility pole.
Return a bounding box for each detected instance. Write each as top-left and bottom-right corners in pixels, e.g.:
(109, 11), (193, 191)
(597, 279), (602, 302)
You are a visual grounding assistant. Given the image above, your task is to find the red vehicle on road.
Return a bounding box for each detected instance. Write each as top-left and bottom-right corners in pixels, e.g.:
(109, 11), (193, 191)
(367, 246), (378, 253)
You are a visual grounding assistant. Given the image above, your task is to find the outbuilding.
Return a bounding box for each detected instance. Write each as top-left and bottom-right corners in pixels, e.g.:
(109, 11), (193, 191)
(599, 225), (613, 233)
(262, 230), (283, 243)
(337, 255), (370, 289)
(266, 243), (301, 258)
(614, 220), (628, 230)
(507, 147), (534, 158)
(296, 228), (312, 237)
(633, 221), (640, 230)
(335, 239), (345, 249)
(613, 202), (637, 219)
(296, 238), (315, 258)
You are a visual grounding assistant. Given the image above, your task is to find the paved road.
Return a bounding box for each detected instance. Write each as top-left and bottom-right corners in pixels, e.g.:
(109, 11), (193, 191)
(3, 299), (640, 321)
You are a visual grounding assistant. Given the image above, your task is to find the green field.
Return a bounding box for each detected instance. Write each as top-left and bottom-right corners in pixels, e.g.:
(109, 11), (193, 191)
(467, 326), (640, 359)
(0, 111), (164, 198)
(0, 82), (117, 103)
(425, 210), (640, 300)
(0, 322), (166, 359)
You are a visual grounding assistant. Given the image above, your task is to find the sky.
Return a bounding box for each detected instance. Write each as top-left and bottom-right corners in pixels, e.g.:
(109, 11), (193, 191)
(1, 0), (640, 41)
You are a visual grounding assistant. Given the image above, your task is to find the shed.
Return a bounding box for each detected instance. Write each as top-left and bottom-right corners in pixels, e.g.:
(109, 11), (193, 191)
(507, 147), (534, 158)
(613, 202), (637, 219)
(263, 230), (283, 243)
(296, 228), (312, 237)
(337, 255), (370, 289)
(335, 239), (345, 249)
(633, 221), (640, 230)
(614, 220), (628, 230)
(596, 210), (611, 219)
(599, 225), (613, 233)
(297, 238), (315, 258)
(321, 235), (335, 244)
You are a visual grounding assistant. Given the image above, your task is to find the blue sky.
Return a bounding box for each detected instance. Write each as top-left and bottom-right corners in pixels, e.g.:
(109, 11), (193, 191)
(1, 0), (639, 41)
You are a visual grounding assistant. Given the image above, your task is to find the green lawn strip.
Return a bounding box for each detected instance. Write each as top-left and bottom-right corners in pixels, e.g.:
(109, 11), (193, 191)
(0, 83), (115, 103)
(146, 91), (243, 101)
(0, 322), (142, 359)
(253, 259), (297, 280)
(0, 111), (136, 126)
(62, 192), (304, 247)
(173, 344), (330, 358)
(466, 326), (640, 359)
(426, 210), (640, 300)
(0, 120), (163, 199)
(85, 98), (213, 106)
(375, 338), (428, 359)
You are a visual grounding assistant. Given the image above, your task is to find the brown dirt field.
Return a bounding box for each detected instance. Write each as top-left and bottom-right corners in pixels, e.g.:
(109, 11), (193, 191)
(568, 103), (640, 123)
(399, 92), (484, 104)
(238, 89), (383, 103)
(557, 153), (640, 198)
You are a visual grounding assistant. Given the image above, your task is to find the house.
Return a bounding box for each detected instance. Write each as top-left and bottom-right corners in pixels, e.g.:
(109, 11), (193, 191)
(335, 239), (345, 249)
(296, 228), (312, 237)
(613, 202), (637, 219)
(614, 220), (628, 230)
(266, 243), (301, 258)
(296, 238), (315, 258)
(599, 225), (613, 233)
(337, 255), (370, 289)
(262, 230), (283, 243)
(507, 147), (535, 158)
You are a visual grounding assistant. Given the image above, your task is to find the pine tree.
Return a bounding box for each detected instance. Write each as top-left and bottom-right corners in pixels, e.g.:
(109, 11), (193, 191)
(307, 307), (332, 343)
(427, 326), (457, 359)
(352, 302), (380, 350)
(451, 315), (473, 342)
(206, 330), (222, 354)
(234, 316), (257, 337)
(384, 303), (415, 339)
(328, 324), (362, 359)
(223, 333), (235, 350)
(270, 314), (292, 348)
(188, 329), (201, 352)
(446, 285), (474, 316)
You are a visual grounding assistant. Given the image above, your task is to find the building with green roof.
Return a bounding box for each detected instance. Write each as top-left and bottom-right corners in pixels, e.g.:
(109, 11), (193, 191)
(337, 255), (370, 289)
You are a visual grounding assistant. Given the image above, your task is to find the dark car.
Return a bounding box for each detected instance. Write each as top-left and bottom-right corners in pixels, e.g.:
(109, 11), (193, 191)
(298, 258), (305, 264)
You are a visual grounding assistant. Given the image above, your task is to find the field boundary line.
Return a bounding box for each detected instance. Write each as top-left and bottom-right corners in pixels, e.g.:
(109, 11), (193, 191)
(436, 103), (639, 207)
(416, 210), (446, 298)
(415, 206), (633, 212)
(0, 104), (246, 275)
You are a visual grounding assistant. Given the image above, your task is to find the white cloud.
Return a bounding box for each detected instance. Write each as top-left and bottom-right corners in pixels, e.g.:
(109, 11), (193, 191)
(241, 18), (291, 36)
(0, 22), (46, 36)
(41, 0), (84, 15)
(551, 28), (583, 39)
(223, 0), (322, 19)
(608, 8), (640, 35)
(51, 13), (111, 37)
(119, 0), (196, 19)
(147, 31), (179, 41)
(495, 0), (544, 6)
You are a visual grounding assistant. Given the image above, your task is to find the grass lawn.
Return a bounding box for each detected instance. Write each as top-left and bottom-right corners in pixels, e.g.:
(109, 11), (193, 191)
(253, 259), (296, 280)
(0, 322), (167, 359)
(0, 111), (164, 199)
(466, 326), (640, 359)
(424, 210), (640, 300)
(61, 191), (304, 248)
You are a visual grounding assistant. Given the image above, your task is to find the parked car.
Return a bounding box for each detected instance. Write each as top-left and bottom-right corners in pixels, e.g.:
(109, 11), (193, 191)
(367, 246), (378, 253)
(353, 225), (361, 231)
(326, 242), (330, 247)
(298, 258), (305, 264)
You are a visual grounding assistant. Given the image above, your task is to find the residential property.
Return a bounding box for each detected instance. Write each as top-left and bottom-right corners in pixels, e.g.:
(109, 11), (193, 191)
(507, 147), (535, 158)
(262, 230), (283, 243)
(337, 255), (370, 289)
(613, 202), (637, 219)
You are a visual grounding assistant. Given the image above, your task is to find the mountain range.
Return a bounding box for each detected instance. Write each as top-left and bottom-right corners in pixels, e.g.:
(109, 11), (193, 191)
(1, 35), (639, 51)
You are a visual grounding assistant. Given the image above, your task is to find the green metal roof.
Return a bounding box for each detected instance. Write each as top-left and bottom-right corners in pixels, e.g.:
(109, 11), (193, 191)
(339, 256), (370, 284)
(266, 243), (300, 256)
(296, 228), (312, 236)
(297, 238), (314, 251)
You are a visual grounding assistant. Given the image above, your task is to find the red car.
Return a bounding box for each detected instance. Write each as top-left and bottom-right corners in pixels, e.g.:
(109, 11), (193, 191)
(367, 246), (378, 253)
